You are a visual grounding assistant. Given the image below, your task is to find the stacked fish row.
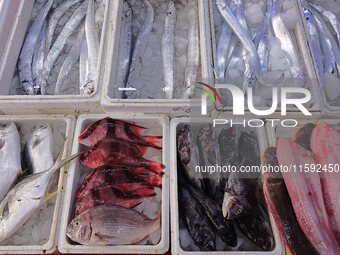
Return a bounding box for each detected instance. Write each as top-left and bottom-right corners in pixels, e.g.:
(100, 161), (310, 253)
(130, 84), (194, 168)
(115, 0), (199, 99)
(66, 118), (164, 245)
(303, 2), (340, 106)
(215, 0), (305, 105)
(0, 123), (77, 243)
(18, 0), (103, 96)
(263, 122), (340, 255)
(177, 125), (274, 251)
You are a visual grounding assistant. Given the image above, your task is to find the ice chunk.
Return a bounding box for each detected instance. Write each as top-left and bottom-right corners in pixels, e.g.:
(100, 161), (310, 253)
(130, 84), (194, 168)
(244, 3), (264, 25)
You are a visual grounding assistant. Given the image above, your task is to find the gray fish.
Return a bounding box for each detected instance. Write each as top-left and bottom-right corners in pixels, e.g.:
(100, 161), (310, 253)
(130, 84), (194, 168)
(24, 124), (54, 174)
(67, 205), (160, 245)
(177, 125), (204, 189)
(32, 22), (47, 82)
(0, 123), (21, 202)
(178, 185), (216, 251)
(18, 0), (53, 95)
(0, 150), (79, 242)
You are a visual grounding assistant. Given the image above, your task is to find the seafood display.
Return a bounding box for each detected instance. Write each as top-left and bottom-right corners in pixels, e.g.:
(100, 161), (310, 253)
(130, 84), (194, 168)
(303, 1), (340, 107)
(0, 120), (75, 246)
(265, 122), (340, 254)
(214, 0), (306, 106)
(176, 124), (274, 252)
(10, 0), (105, 96)
(67, 118), (163, 246)
(112, 0), (200, 99)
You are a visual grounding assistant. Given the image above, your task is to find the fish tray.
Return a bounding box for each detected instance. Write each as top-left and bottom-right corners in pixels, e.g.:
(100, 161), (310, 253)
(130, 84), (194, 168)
(0, 115), (76, 254)
(0, 0), (111, 115)
(58, 113), (170, 254)
(101, 0), (213, 117)
(295, 0), (340, 117)
(170, 117), (284, 255)
(207, 0), (322, 116)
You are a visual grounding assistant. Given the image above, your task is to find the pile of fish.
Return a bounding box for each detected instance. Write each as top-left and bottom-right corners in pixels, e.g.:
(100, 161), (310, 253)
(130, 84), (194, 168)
(17, 0), (104, 96)
(0, 123), (77, 244)
(263, 122), (340, 254)
(303, 1), (340, 106)
(215, 0), (305, 105)
(115, 0), (199, 99)
(177, 124), (274, 251)
(66, 118), (164, 245)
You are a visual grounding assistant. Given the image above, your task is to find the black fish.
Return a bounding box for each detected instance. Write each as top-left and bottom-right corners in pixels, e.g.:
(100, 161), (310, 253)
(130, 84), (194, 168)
(291, 123), (315, 151)
(237, 206), (275, 251)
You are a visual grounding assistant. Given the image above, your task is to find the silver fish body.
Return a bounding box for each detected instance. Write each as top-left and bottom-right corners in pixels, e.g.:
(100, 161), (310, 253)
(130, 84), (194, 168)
(67, 205), (160, 245)
(0, 153), (79, 242)
(32, 22), (47, 82)
(24, 124), (54, 174)
(79, 39), (88, 92)
(183, 8), (199, 99)
(18, 0), (53, 95)
(0, 123), (21, 202)
(162, 1), (176, 99)
(115, 5), (133, 98)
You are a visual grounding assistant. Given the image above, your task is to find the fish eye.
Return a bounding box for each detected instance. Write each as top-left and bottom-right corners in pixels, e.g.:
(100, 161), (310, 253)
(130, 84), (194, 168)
(75, 221), (80, 226)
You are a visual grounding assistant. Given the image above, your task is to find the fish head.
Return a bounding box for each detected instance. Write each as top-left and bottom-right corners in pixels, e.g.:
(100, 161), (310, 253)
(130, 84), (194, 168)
(0, 123), (17, 138)
(67, 215), (93, 243)
(78, 119), (107, 146)
(31, 124), (53, 149)
(166, 1), (176, 14)
(223, 195), (253, 219)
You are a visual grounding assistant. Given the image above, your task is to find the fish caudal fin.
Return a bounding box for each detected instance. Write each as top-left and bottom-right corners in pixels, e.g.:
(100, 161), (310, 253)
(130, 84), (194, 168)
(145, 160), (165, 174)
(144, 136), (162, 149)
(135, 187), (156, 197)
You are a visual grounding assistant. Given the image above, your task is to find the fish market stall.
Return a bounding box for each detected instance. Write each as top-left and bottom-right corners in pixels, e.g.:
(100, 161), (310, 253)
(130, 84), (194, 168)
(170, 117), (284, 255)
(209, 0), (321, 114)
(0, 0), (110, 115)
(101, 0), (213, 116)
(0, 115), (75, 254)
(265, 119), (340, 254)
(297, 0), (340, 116)
(58, 114), (169, 254)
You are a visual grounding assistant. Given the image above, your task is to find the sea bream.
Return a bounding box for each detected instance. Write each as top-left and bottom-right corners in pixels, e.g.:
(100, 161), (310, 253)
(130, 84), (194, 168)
(24, 124), (54, 174)
(67, 205), (160, 245)
(277, 138), (340, 255)
(0, 151), (79, 242)
(78, 118), (162, 149)
(0, 123), (21, 202)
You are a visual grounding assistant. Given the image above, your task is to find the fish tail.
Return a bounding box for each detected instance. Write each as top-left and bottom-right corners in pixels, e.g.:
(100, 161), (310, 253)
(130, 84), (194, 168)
(148, 174), (163, 188)
(143, 135), (162, 149)
(135, 187), (156, 197)
(133, 167), (150, 175)
(144, 160), (165, 174)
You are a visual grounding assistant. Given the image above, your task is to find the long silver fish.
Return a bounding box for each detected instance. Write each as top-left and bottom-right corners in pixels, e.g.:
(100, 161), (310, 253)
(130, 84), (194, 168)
(271, 0), (305, 86)
(32, 22), (47, 82)
(18, 0), (53, 95)
(126, 0), (154, 94)
(310, 3), (340, 48)
(67, 205), (160, 245)
(46, 0), (82, 51)
(24, 124), (54, 174)
(55, 26), (85, 95)
(82, 0), (99, 95)
(79, 39), (88, 92)
(38, 0), (88, 95)
(309, 5), (340, 76)
(115, 5), (133, 98)
(183, 8), (199, 99)
(162, 1), (176, 99)
(0, 123), (21, 202)
(0, 151), (79, 242)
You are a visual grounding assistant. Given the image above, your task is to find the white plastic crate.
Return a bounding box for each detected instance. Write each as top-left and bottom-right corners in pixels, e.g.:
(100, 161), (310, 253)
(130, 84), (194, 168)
(170, 117), (284, 255)
(0, 115), (76, 254)
(58, 113), (170, 254)
(0, 0), (110, 115)
(100, 0), (213, 117)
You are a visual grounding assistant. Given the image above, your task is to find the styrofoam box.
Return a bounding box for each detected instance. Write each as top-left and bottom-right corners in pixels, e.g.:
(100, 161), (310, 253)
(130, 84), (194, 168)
(0, 115), (76, 254)
(170, 117), (284, 255)
(58, 113), (170, 254)
(208, 0), (322, 115)
(0, 0), (111, 115)
(295, 0), (340, 117)
(101, 0), (213, 117)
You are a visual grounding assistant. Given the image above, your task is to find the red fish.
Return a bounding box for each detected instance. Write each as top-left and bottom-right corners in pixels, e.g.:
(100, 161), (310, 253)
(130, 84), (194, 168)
(277, 138), (340, 255)
(80, 140), (165, 173)
(78, 118), (162, 149)
(311, 122), (340, 245)
(75, 185), (156, 215)
(77, 165), (162, 198)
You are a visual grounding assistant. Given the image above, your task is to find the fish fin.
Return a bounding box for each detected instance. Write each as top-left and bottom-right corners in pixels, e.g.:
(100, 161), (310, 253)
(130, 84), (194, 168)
(143, 135), (162, 149)
(94, 233), (116, 243)
(146, 160), (165, 174)
(39, 190), (59, 207)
